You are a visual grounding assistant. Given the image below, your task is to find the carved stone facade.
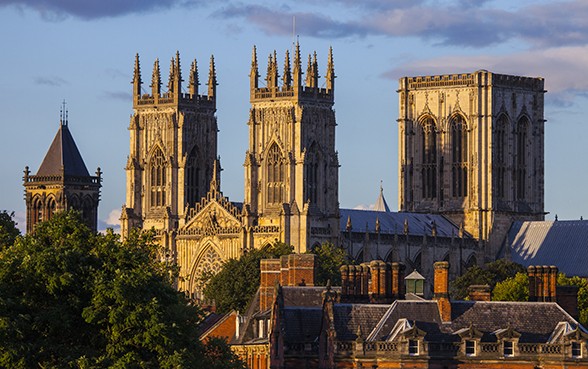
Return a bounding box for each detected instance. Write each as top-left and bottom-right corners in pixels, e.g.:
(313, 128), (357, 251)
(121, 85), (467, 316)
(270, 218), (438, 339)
(121, 46), (340, 298)
(398, 71), (545, 258)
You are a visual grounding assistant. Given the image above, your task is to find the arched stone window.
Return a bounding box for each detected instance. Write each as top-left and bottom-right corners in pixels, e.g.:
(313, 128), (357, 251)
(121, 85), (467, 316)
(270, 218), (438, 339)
(46, 197), (56, 221)
(494, 115), (509, 199)
(451, 115), (468, 198)
(149, 148), (167, 208)
(185, 145), (203, 205)
(32, 197), (43, 225)
(266, 143), (284, 205)
(420, 117), (437, 199)
(82, 196), (94, 226)
(515, 117), (528, 201)
(305, 143), (320, 204)
(193, 246), (223, 301)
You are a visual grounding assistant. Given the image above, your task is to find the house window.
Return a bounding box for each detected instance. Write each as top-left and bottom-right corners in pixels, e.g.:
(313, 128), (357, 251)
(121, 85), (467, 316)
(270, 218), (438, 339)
(572, 342), (582, 358)
(465, 340), (476, 356)
(503, 341), (514, 357)
(409, 339), (419, 356)
(258, 319), (265, 338)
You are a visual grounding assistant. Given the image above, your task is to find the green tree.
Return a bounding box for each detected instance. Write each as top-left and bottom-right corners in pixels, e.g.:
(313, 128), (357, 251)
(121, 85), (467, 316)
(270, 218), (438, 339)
(309, 242), (349, 286)
(0, 211), (245, 369)
(493, 272), (529, 301)
(203, 242), (293, 313)
(558, 274), (588, 326)
(450, 259), (524, 300)
(0, 210), (20, 250)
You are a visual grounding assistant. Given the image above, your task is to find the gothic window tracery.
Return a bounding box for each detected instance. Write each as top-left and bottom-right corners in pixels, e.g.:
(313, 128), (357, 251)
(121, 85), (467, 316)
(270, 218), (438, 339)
(32, 197), (43, 225)
(419, 117), (437, 199)
(266, 143), (284, 205)
(46, 197), (56, 221)
(149, 148), (167, 208)
(305, 143), (320, 204)
(186, 145), (202, 205)
(451, 115), (468, 198)
(515, 117), (528, 201)
(193, 246), (223, 301)
(494, 115), (509, 199)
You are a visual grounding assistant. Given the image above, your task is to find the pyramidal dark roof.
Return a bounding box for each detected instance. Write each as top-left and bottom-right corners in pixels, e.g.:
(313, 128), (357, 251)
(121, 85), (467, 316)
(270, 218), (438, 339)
(36, 122), (90, 177)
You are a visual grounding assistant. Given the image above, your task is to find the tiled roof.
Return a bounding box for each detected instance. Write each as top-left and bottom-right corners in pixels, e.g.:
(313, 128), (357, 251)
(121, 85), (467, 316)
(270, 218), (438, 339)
(340, 209), (468, 238)
(282, 286), (341, 307)
(507, 220), (588, 277)
(333, 304), (390, 341)
(36, 123), (90, 177)
(283, 307), (323, 343)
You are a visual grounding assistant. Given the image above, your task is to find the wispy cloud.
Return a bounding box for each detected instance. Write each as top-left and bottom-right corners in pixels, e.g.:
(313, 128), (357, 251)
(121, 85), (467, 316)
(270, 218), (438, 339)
(101, 91), (132, 101)
(0, 0), (204, 20)
(34, 75), (68, 86)
(383, 45), (588, 106)
(98, 208), (121, 234)
(217, 1), (588, 48)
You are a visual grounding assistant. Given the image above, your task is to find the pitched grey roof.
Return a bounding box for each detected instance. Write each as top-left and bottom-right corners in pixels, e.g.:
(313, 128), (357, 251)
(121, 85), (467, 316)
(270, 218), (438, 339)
(340, 209), (467, 238)
(507, 220), (588, 277)
(283, 307), (323, 343)
(282, 286), (341, 307)
(332, 300), (581, 344)
(36, 123), (90, 177)
(373, 186), (391, 212)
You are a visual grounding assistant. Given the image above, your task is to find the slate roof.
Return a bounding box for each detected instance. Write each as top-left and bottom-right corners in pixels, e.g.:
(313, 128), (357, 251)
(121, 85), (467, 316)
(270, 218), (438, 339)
(340, 208), (468, 238)
(282, 286), (341, 307)
(36, 123), (90, 177)
(283, 307), (323, 343)
(507, 220), (588, 277)
(333, 300), (582, 344)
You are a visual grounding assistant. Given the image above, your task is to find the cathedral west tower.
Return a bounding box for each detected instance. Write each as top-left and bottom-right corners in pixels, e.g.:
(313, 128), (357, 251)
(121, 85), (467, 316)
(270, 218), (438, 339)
(120, 52), (218, 237)
(398, 71), (545, 259)
(243, 43), (340, 252)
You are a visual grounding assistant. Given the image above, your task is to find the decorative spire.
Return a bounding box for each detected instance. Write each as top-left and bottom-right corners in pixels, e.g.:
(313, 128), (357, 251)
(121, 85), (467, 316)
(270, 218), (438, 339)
(305, 54), (313, 87)
(346, 215), (352, 232)
(293, 41), (301, 88)
(458, 222), (464, 238)
(207, 55), (217, 98)
(326, 46), (335, 92)
(250, 45), (259, 90)
(282, 49), (292, 88)
(151, 58), (161, 97)
(132, 53), (142, 97)
(404, 218), (409, 235)
(59, 100), (68, 127)
(311, 51), (319, 87)
(265, 51), (278, 89)
(189, 59), (199, 96)
(375, 216), (381, 233)
(210, 157), (221, 193)
(431, 220), (437, 237)
(167, 56), (175, 92)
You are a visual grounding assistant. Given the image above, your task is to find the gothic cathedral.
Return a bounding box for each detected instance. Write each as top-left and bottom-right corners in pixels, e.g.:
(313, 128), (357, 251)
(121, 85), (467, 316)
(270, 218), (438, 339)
(397, 71), (545, 257)
(121, 44), (340, 297)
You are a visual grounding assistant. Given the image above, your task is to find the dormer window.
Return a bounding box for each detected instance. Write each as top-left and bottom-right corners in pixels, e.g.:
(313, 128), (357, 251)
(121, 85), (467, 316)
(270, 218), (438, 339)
(465, 340), (476, 356)
(503, 341), (514, 357)
(409, 339), (419, 356)
(572, 341), (582, 358)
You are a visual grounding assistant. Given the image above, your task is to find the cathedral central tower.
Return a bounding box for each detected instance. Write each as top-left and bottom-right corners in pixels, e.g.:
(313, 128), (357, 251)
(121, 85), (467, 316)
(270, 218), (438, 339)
(243, 43), (340, 251)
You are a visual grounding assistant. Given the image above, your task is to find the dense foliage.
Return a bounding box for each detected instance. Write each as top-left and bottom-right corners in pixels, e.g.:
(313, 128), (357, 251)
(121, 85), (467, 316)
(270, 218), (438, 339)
(0, 211), (245, 369)
(202, 242), (294, 313)
(0, 210), (20, 251)
(450, 259), (525, 300)
(492, 272), (529, 302)
(558, 274), (588, 326)
(309, 242), (349, 286)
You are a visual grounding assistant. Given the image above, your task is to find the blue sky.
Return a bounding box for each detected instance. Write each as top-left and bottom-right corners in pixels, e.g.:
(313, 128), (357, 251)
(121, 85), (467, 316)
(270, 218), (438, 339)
(1, 0), (587, 232)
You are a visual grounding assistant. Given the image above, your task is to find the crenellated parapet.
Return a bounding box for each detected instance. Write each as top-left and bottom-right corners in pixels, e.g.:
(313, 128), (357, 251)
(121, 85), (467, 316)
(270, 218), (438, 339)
(250, 42), (335, 104)
(132, 52), (216, 111)
(400, 70), (544, 91)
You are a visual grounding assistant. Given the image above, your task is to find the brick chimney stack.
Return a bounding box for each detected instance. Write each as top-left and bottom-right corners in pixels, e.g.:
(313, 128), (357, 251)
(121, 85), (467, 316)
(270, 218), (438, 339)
(434, 261), (451, 322)
(528, 265), (558, 302)
(468, 284), (491, 301)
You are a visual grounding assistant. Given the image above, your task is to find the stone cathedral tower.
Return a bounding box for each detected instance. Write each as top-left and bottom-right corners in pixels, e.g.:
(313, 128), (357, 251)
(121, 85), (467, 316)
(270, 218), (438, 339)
(120, 52), (218, 238)
(398, 71), (545, 258)
(24, 107), (102, 233)
(243, 43), (340, 251)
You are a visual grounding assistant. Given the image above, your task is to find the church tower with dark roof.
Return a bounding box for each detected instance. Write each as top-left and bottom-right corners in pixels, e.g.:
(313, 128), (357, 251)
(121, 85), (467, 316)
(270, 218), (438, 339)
(23, 105), (102, 233)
